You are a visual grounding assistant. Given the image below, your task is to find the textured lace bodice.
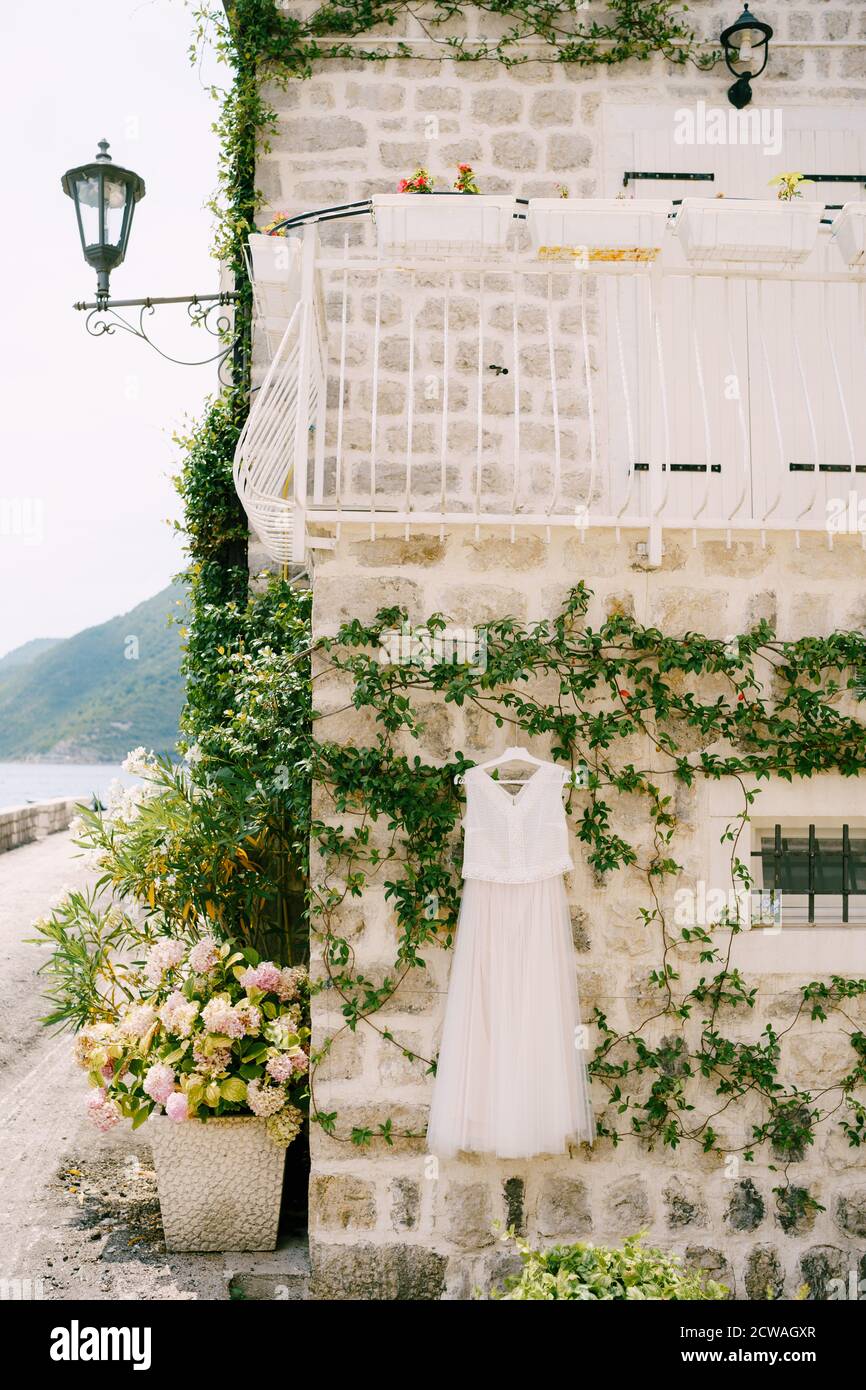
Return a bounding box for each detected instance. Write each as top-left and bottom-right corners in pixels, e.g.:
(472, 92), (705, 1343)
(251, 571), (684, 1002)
(461, 764), (574, 884)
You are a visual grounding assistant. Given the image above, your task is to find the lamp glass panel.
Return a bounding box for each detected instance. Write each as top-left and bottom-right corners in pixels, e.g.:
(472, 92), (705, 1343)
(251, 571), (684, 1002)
(73, 173), (129, 249)
(73, 175), (102, 246)
(103, 179), (129, 249)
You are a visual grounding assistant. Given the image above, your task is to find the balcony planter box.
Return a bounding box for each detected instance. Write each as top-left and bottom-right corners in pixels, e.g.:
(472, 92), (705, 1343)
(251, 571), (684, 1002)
(371, 194), (517, 255)
(528, 198), (670, 262)
(672, 198), (822, 264)
(148, 1116), (285, 1252)
(830, 203), (866, 267)
(246, 232), (301, 322)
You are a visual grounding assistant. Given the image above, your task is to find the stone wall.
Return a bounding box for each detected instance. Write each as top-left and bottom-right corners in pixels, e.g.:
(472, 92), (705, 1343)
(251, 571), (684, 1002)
(0, 798), (83, 855)
(252, 1), (866, 1298)
(307, 529), (866, 1300)
(257, 2), (866, 222)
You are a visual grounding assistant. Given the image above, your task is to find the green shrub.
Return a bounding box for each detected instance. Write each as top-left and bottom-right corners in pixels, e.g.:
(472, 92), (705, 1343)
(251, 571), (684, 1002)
(491, 1233), (729, 1301)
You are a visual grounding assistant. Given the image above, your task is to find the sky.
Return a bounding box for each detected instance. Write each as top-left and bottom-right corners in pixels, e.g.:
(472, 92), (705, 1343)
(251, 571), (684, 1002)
(0, 0), (226, 658)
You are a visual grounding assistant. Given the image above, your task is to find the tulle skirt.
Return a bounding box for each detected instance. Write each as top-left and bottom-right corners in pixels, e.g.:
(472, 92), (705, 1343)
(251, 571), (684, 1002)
(426, 873), (595, 1159)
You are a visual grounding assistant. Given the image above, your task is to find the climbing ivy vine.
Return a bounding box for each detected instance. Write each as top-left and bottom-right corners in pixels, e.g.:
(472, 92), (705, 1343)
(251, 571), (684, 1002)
(291, 584), (866, 1209)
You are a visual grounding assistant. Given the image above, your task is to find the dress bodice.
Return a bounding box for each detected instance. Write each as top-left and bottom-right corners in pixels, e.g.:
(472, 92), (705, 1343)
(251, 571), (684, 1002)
(461, 763), (574, 884)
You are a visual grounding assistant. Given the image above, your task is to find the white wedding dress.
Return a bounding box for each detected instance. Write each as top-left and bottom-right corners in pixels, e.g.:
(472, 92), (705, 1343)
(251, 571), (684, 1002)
(427, 762), (595, 1158)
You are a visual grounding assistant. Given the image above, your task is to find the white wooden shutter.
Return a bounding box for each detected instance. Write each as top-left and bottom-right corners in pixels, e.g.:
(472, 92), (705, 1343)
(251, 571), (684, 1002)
(601, 105), (866, 528)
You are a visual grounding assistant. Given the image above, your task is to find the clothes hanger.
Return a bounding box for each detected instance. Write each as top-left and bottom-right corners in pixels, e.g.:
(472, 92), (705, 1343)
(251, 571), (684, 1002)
(454, 745), (585, 787)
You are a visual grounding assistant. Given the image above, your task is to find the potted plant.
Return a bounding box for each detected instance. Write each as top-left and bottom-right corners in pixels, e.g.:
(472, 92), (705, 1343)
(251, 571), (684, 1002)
(673, 172), (822, 264)
(830, 201), (866, 267)
(372, 165), (517, 255)
(528, 195), (671, 262)
(42, 898), (310, 1252)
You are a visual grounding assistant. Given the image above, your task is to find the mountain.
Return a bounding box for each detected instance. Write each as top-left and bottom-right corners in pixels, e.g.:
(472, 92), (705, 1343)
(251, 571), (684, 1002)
(0, 584), (186, 762)
(0, 638), (62, 671)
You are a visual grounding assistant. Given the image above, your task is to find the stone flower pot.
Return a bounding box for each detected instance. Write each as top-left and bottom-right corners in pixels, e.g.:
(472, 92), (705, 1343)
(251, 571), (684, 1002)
(148, 1116), (286, 1252)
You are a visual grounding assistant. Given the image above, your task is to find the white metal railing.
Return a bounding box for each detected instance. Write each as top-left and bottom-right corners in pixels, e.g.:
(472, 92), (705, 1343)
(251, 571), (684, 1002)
(236, 217), (866, 567)
(235, 231), (327, 562)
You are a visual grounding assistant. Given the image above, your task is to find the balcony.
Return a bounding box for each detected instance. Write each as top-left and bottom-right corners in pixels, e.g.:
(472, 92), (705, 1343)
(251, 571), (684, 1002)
(235, 198), (866, 566)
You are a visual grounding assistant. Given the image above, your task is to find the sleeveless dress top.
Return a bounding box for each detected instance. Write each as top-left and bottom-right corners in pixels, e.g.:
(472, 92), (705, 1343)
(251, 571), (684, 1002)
(461, 763), (573, 885)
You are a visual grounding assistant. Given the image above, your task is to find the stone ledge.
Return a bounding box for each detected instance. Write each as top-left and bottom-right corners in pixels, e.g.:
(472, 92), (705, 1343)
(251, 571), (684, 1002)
(0, 797), (83, 855)
(226, 1237), (311, 1301)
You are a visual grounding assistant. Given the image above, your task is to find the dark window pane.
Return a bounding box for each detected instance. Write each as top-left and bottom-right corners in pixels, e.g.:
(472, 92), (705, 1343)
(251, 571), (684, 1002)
(850, 838), (866, 892)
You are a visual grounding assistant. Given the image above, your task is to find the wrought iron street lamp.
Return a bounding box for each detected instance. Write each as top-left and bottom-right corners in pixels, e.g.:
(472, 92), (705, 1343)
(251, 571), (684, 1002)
(61, 139), (241, 381)
(720, 5), (773, 109)
(61, 140), (145, 302)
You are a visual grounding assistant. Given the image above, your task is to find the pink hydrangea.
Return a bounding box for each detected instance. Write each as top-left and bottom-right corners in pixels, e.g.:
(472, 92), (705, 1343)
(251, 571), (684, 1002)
(100, 1061), (115, 1083)
(192, 1041), (231, 1076)
(188, 937), (221, 976)
(143, 1061), (176, 1106)
(265, 1054), (295, 1083)
(165, 1092), (189, 1123)
(275, 966), (307, 1002)
(235, 1000), (261, 1037)
(291, 1051), (309, 1076)
(73, 1022), (115, 1068)
(118, 1004), (157, 1040)
(145, 939), (185, 984)
(159, 991), (199, 1038)
(240, 961), (283, 994)
(87, 1090), (120, 1133)
(201, 997), (244, 1038)
(246, 1078), (287, 1118)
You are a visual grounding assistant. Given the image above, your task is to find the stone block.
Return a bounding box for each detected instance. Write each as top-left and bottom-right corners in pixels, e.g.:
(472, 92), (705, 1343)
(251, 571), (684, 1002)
(379, 140), (434, 170)
(442, 1180), (494, 1249)
(702, 540), (774, 578)
(726, 1178), (765, 1233)
(744, 1245), (785, 1301)
(313, 575), (423, 627)
(310, 1105), (430, 1161)
(684, 1246), (735, 1298)
(547, 133), (592, 171)
(415, 86), (462, 111)
(310, 1174), (377, 1231)
(376, 1031), (429, 1087)
(798, 1245), (847, 1301)
(349, 536), (448, 568)
(272, 117), (367, 153)
(309, 1239), (447, 1300)
(345, 81), (405, 111)
(664, 1175), (709, 1231)
(530, 90), (577, 127)
(536, 1175), (591, 1238)
(460, 535), (546, 572)
(834, 1186), (866, 1238)
(776, 1184), (817, 1236)
(440, 583), (527, 625)
(491, 132), (540, 171)
(389, 1176), (421, 1232)
(470, 89), (524, 125)
(603, 1175), (651, 1235)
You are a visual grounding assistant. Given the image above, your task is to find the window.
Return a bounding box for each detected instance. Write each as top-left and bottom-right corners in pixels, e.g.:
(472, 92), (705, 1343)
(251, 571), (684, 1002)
(751, 824), (866, 927)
